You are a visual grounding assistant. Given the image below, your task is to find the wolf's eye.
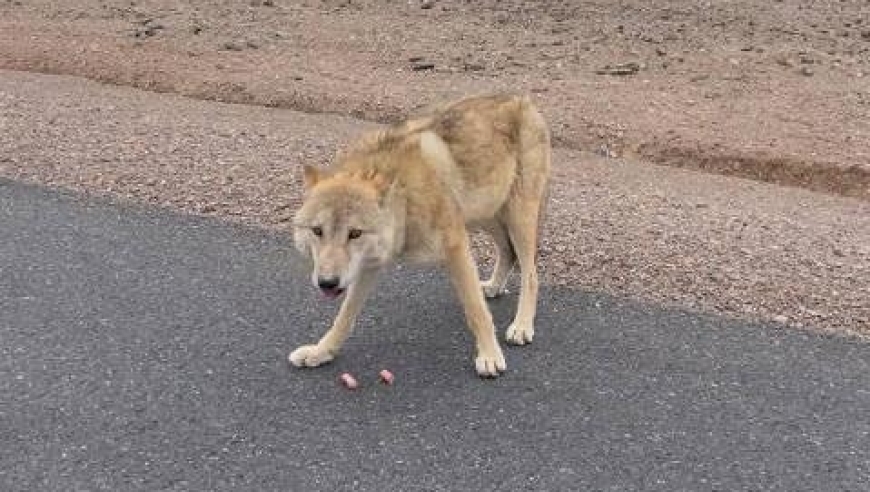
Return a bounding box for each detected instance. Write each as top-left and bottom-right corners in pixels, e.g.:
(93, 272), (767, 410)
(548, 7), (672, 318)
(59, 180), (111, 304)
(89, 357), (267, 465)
(311, 226), (323, 237)
(348, 229), (363, 240)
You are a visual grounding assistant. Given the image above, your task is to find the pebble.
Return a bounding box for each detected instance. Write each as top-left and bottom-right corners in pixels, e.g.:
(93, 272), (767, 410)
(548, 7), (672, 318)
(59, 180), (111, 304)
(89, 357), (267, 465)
(596, 62), (641, 76)
(134, 24), (163, 38)
(222, 41), (244, 51)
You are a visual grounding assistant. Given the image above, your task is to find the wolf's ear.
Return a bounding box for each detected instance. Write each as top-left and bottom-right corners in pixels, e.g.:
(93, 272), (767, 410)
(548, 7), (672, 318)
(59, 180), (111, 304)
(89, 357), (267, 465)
(302, 165), (326, 190)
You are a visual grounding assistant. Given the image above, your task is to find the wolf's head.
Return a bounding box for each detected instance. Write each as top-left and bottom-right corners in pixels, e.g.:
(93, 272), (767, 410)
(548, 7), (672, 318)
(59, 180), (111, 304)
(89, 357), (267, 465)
(293, 165), (403, 298)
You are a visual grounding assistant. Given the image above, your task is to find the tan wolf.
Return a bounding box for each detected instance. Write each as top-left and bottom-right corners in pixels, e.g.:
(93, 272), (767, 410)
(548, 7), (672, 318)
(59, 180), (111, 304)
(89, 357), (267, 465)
(290, 94), (551, 378)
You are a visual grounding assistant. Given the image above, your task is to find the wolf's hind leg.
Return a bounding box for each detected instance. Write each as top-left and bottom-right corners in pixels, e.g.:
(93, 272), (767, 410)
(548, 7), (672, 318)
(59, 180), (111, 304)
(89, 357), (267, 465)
(480, 221), (516, 299)
(503, 100), (550, 346)
(502, 195), (543, 346)
(289, 268), (380, 368)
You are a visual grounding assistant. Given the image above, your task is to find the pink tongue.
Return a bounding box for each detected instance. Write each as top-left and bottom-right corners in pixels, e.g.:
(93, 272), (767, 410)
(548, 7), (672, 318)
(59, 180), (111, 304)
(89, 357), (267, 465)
(322, 287), (343, 299)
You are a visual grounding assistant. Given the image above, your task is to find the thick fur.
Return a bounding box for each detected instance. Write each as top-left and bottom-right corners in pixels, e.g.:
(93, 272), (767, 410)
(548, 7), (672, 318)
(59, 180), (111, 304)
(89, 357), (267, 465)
(290, 94), (551, 378)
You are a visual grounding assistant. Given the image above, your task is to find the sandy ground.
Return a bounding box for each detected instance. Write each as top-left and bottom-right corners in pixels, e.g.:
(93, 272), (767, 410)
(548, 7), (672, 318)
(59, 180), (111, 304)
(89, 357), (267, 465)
(0, 1), (867, 335)
(2, 70), (868, 337)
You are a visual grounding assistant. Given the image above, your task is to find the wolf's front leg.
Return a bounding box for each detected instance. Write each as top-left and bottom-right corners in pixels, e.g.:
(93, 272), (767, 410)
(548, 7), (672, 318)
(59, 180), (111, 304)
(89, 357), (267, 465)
(443, 230), (506, 378)
(289, 269), (380, 368)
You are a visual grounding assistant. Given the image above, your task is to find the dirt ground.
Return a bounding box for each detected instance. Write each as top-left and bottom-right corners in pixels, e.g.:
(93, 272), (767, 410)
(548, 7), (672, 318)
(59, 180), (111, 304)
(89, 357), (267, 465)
(2, 0), (869, 197)
(1, 1), (868, 335)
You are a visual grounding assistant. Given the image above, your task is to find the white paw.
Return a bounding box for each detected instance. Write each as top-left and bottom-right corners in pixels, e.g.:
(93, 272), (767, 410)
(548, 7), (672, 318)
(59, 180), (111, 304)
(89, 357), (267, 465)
(481, 280), (508, 299)
(288, 344), (335, 368)
(475, 344), (507, 378)
(505, 322), (534, 346)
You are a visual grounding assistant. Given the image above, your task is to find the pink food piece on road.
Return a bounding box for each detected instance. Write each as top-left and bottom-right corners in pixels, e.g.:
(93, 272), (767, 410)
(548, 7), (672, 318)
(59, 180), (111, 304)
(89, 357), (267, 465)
(378, 369), (394, 385)
(339, 372), (359, 389)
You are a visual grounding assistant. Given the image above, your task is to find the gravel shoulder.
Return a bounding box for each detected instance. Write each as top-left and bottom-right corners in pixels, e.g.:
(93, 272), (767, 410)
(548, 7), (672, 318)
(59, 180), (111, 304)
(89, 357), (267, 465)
(2, 70), (867, 335)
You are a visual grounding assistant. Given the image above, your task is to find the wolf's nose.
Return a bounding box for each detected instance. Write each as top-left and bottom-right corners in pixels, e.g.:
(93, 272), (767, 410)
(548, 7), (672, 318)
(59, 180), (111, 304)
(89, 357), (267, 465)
(317, 277), (341, 290)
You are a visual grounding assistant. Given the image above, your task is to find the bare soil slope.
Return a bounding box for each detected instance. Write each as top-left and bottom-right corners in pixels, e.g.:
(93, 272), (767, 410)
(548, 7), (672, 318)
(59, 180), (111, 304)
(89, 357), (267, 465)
(1, 0), (868, 197)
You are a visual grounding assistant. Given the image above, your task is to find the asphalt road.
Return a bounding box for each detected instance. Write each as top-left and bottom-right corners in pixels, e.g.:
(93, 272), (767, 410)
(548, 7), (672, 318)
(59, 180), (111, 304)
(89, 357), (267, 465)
(1, 179), (868, 491)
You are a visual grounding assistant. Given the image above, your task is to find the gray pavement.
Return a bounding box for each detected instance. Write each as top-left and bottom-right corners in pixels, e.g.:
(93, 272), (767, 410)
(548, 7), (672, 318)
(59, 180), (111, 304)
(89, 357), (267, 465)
(1, 179), (868, 491)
